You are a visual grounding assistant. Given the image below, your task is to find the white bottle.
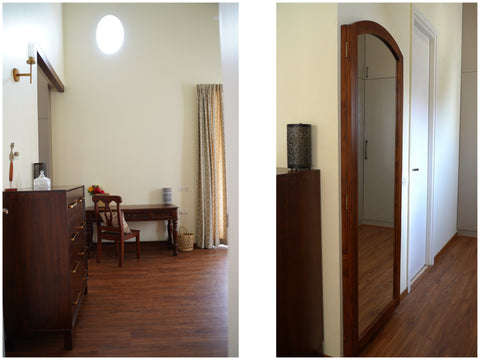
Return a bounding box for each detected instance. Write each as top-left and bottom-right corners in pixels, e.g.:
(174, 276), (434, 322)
(33, 170), (51, 190)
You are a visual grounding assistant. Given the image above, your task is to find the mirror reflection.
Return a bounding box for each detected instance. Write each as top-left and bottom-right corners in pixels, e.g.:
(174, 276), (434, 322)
(357, 34), (396, 335)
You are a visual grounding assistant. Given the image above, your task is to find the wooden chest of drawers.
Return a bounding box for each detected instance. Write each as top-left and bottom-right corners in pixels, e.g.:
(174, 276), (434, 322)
(3, 186), (88, 350)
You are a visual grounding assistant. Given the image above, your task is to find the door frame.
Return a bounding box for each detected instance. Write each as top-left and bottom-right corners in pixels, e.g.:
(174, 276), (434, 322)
(407, 7), (438, 291)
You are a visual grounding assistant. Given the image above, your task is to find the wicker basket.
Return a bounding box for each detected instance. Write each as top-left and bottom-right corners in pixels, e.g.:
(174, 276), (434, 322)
(178, 226), (194, 252)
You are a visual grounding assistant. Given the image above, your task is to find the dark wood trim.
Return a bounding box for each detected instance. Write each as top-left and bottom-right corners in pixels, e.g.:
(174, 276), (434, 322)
(341, 23), (357, 357)
(36, 46), (64, 93)
(341, 20), (403, 356)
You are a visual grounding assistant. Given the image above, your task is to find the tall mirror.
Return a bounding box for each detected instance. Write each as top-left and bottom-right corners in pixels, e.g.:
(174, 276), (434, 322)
(357, 33), (396, 335)
(341, 21), (403, 356)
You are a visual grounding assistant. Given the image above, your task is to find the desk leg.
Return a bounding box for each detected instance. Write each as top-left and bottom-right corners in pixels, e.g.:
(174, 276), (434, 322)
(167, 219), (178, 255)
(172, 217), (178, 255)
(85, 221), (94, 257)
(167, 220), (173, 249)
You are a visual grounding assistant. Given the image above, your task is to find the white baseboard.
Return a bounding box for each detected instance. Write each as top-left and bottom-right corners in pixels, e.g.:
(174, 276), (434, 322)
(457, 229), (477, 238)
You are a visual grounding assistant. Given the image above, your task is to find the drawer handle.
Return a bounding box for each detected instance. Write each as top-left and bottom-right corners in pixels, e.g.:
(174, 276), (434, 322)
(68, 197), (85, 209)
(70, 232), (80, 242)
(72, 261), (81, 274)
(78, 246), (88, 256)
(72, 291), (82, 306)
(76, 223), (85, 230)
(82, 269), (88, 281)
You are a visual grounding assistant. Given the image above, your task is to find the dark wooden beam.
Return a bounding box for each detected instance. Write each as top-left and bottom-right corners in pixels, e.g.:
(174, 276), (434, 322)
(36, 47), (64, 93)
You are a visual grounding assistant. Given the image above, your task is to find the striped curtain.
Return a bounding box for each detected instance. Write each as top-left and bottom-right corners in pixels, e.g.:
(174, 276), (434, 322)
(196, 84), (227, 248)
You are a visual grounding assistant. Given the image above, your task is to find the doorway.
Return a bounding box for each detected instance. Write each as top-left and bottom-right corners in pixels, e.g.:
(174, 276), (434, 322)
(37, 69), (53, 181)
(408, 8), (437, 289)
(35, 46), (65, 183)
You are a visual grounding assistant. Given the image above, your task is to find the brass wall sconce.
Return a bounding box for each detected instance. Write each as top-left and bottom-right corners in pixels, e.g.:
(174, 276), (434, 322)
(12, 43), (36, 84)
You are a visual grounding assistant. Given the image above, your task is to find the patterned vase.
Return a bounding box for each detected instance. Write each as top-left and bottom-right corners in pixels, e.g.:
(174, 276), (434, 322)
(287, 124), (312, 169)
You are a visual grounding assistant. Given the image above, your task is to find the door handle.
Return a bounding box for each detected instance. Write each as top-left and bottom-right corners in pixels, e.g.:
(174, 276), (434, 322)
(364, 140), (368, 160)
(412, 168), (419, 171)
(3, 208), (8, 215)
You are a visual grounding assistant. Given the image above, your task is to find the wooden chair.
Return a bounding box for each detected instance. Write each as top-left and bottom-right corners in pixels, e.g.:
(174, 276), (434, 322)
(92, 195), (140, 267)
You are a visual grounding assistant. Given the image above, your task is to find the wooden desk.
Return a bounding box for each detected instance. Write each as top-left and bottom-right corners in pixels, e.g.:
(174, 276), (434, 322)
(85, 204), (179, 255)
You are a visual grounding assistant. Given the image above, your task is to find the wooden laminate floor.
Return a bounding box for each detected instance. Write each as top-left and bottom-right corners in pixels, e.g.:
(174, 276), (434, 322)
(6, 243), (228, 357)
(358, 224), (394, 335)
(360, 235), (477, 357)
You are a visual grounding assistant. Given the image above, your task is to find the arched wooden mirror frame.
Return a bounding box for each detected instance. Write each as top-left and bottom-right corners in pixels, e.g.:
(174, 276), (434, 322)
(340, 20), (403, 356)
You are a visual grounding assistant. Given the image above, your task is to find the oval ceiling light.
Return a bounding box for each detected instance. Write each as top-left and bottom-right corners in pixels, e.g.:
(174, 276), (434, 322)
(96, 15), (124, 54)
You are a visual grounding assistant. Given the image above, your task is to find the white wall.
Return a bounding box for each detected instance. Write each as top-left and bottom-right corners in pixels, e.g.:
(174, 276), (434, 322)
(218, 3), (239, 356)
(51, 3), (222, 240)
(414, 3), (463, 255)
(3, 3), (64, 189)
(277, 4), (341, 356)
(457, 3), (477, 236)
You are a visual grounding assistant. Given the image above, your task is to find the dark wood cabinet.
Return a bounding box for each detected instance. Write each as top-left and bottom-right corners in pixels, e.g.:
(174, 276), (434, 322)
(277, 169), (323, 356)
(3, 186), (88, 350)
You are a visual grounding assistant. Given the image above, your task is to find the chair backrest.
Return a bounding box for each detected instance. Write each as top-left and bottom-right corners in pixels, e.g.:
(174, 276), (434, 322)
(92, 195), (125, 234)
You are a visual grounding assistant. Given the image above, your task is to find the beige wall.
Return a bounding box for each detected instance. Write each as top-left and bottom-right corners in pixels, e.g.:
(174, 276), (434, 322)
(3, 3), (64, 189)
(277, 3), (341, 356)
(278, 3), (463, 356)
(51, 3), (222, 239)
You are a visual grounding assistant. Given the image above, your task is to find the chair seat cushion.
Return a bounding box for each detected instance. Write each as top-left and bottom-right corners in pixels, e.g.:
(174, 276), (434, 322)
(100, 212), (132, 233)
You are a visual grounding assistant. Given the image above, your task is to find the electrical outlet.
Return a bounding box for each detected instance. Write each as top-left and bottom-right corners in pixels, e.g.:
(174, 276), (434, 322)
(178, 186), (189, 192)
(179, 210), (188, 215)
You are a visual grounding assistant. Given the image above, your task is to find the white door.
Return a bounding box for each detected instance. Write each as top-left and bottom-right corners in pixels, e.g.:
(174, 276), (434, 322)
(409, 25), (430, 282)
